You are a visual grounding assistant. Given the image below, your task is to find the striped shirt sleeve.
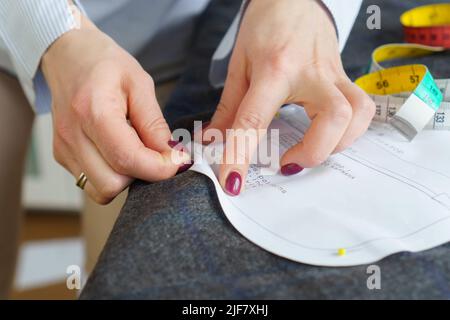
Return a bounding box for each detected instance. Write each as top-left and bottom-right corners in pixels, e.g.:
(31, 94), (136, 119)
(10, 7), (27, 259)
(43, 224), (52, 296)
(0, 0), (81, 111)
(0, 0), (81, 78)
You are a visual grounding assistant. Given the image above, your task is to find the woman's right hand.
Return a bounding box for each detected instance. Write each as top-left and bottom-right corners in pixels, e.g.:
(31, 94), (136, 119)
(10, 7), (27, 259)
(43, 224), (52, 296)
(42, 14), (190, 204)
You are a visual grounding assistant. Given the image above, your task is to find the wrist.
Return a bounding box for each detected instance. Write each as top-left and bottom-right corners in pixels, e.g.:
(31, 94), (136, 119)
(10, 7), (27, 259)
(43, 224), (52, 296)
(41, 10), (98, 77)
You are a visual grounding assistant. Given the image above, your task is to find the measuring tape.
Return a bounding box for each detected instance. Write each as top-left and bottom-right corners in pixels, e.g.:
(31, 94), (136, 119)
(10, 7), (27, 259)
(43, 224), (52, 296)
(401, 3), (450, 49)
(355, 3), (450, 140)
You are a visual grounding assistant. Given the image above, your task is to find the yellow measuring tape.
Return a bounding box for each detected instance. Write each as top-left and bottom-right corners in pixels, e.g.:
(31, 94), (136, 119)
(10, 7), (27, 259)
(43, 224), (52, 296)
(355, 3), (450, 140)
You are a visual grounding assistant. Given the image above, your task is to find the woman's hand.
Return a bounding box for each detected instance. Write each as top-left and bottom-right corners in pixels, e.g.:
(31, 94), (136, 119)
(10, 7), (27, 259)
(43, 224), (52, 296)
(42, 15), (190, 204)
(208, 0), (375, 196)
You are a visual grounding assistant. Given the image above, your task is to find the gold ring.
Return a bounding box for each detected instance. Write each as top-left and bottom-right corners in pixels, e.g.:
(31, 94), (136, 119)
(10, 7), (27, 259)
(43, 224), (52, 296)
(76, 172), (88, 190)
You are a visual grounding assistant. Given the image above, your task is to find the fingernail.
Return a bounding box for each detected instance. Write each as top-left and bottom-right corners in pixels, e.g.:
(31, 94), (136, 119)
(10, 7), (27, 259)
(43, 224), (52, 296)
(168, 140), (192, 173)
(281, 163), (304, 176)
(168, 140), (188, 152)
(202, 121), (211, 131)
(225, 171), (242, 196)
(177, 162), (193, 174)
(168, 140), (180, 149)
(200, 121), (212, 145)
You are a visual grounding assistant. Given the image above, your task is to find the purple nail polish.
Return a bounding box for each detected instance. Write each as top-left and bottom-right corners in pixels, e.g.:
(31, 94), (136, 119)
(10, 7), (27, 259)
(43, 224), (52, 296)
(168, 140), (180, 148)
(202, 121), (211, 131)
(168, 140), (192, 174)
(225, 171), (242, 196)
(281, 163), (304, 176)
(168, 140), (187, 153)
(177, 162), (193, 174)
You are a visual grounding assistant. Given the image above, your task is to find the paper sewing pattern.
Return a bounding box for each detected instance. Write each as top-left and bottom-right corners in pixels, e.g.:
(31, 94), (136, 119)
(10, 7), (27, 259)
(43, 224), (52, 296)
(188, 105), (450, 267)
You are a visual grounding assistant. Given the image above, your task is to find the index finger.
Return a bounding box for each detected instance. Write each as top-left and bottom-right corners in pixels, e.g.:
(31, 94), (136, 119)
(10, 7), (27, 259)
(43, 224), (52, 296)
(82, 96), (189, 181)
(219, 78), (288, 196)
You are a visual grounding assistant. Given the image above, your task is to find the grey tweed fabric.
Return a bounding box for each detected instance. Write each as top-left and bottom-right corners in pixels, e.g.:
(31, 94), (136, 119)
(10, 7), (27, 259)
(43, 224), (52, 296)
(80, 0), (450, 299)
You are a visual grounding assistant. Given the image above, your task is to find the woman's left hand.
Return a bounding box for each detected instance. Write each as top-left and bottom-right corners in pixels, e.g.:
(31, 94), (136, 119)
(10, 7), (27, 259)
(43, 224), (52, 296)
(207, 0), (375, 196)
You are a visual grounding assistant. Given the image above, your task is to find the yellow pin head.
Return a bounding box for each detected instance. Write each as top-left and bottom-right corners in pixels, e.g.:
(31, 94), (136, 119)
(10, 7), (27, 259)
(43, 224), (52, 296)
(338, 248), (346, 256)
